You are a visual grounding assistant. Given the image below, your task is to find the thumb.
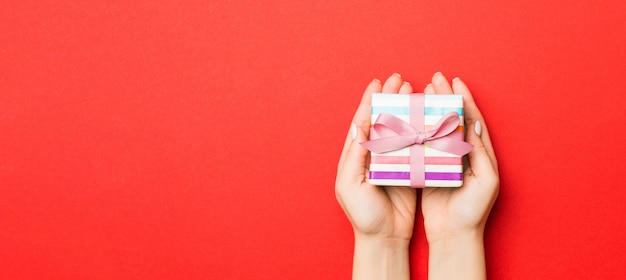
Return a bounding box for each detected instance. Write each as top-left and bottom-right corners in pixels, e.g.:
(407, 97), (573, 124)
(466, 120), (496, 178)
(342, 123), (370, 181)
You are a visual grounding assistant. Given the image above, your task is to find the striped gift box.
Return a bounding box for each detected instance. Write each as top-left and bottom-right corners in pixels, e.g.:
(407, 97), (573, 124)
(367, 93), (465, 187)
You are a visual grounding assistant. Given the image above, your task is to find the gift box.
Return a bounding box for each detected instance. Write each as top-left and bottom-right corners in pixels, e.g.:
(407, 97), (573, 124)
(361, 93), (473, 188)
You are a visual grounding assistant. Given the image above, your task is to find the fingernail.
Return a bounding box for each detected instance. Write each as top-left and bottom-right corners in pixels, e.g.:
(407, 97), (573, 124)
(402, 81), (411, 86)
(474, 120), (482, 136)
(372, 78), (381, 84)
(392, 73), (402, 78)
(424, 83), (433, 93)
(453, 77), (461, 83)
(434, 71), (442, 76)
(351, 123), (358, 140)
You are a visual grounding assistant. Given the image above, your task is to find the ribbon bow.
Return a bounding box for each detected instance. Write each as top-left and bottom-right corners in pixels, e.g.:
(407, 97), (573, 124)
(361, 112), (473, 156)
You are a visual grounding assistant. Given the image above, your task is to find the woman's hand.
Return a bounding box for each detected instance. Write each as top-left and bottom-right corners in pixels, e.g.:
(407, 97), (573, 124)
(335, 73), (416, 280)
(421, 72), (499, 280)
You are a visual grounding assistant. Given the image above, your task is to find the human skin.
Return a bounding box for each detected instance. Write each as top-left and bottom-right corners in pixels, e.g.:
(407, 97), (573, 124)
(422, 72), (499, 280)
(336, 73), (414, 280)
(336, 72), (499, 280)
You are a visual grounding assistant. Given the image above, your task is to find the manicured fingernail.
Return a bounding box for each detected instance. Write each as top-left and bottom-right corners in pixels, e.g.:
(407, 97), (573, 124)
(351, 123), (357, 140)
(392, 73), (402, 78)
(372, 78), (381, 84)
(434, 71), (442, 76)
(402, 81), (411, 86)
(474, 120), (482, 136)
(453, 77), (461, 83)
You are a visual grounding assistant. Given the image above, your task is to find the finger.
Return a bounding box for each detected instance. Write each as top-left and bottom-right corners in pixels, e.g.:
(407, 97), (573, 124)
(341, 124), (370, 183)
(466, 120), (498, 183)
(452, 77), (482, 124)
(399, 81), (413, 94)
(423, 83), (435, 94)
(431, 72), (453, 94)
(452, 77), (498, 173)
(382, 73), (404, 93)
(338, 123), (356, 174)
(338, 79), (381, 171)
(352, 79), (378, 125)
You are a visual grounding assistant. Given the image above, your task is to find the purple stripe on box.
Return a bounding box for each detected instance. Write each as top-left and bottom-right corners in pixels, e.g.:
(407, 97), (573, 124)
(370, 171), (410, 180)
(424, 172), (463, 180)
(370, 171), (463, 181)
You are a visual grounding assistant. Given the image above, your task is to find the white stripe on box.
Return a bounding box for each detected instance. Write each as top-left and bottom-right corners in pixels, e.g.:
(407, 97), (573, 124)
(425, 180), (463, 187)
(371, 114), (409, 124)
(373, 98), (462, 108)
(368, 179), (411, 187)
(372, 94), (462, 107)
(425, 115), (465, 126)
(372, 93), (410, 106)
(370, 164), (411, 172)
(370, 164), (462, 173)
(369, 179), (462, 187)
(425, 147), (461, 157)
(424, 98), (463, 108)
(426, 165), (463, 172)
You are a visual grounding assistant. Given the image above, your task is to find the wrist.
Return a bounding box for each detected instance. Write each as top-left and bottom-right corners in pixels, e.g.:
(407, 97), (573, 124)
(427, 230), (486, 280)
(426, 227), (484, 246)
(355, 232), (411, 249)
(352, 234), (411, 280)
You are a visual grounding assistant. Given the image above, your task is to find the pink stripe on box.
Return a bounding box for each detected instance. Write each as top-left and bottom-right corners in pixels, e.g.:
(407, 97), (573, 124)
(370, 156), (410, 164)
(424, 157), (463, 165)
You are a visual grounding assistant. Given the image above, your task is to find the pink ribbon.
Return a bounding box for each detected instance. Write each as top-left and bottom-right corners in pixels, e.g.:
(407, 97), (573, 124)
(361, 112), (473, 156)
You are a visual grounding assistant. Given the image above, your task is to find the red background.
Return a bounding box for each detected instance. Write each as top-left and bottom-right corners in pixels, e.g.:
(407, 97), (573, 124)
(1, 1), (625, 279)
